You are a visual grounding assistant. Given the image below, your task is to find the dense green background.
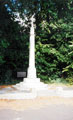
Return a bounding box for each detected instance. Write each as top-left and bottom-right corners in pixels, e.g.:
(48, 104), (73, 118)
(0, 0), (73, 85)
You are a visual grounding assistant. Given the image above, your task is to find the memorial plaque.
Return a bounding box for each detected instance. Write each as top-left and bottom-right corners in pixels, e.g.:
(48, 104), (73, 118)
(17, 72), (26, 77)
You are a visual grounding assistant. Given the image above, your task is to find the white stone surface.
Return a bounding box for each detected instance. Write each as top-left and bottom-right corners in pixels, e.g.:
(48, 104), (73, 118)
(56, 87), (73, 98)
(0, 89), (37, 99)
(15, 81), (48, 91)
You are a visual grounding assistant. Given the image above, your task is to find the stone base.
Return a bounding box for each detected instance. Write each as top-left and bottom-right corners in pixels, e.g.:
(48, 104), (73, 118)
(23, 78), (40, 83)
(14, 78), (48, 91)
(0, 89), (37, 99)
(0, 86), (73, 100)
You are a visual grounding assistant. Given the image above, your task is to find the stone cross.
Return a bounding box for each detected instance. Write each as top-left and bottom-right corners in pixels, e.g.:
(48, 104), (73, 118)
(14, 15), (48, 91)
(30, 15), (35, 27)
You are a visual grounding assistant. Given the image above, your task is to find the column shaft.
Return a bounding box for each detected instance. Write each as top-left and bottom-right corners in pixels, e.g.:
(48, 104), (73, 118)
(27, 18), (37, 78)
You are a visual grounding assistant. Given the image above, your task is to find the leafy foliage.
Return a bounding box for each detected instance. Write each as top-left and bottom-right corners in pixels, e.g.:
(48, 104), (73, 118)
(35, 0), (73, 82)
(0, 1), (29, 84)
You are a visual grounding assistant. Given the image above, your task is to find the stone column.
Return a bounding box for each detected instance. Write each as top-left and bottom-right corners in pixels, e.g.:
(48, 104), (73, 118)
(15, 15), (48, 91)
(27, 15), (37, 79)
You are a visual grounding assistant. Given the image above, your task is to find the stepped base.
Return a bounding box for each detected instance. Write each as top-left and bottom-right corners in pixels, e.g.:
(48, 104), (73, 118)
(0, 78), (49, 99)
(0, 89), (37, 99)
(14, 78), (48, 91)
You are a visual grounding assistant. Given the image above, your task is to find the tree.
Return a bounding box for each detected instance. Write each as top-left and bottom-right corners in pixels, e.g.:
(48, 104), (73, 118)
(0, 0), (29, 84)
(35, 0), (73, 82)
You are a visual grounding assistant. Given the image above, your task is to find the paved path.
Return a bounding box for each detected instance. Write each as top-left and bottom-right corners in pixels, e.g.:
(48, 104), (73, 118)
(0, 105), (73, 120)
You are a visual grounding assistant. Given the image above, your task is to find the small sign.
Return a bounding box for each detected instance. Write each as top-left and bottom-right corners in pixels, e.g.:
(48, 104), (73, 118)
(17, 72), (26, 78)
